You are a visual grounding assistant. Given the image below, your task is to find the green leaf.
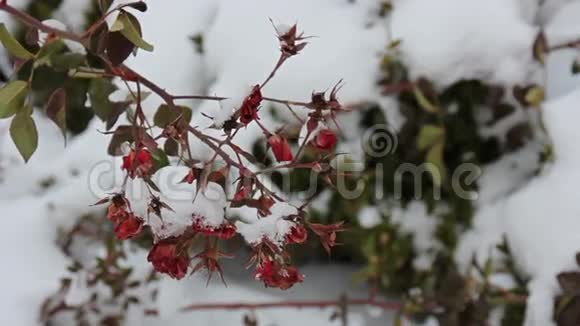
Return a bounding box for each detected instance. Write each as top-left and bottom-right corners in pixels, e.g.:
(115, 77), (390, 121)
(151, 148), (169, 172)
(110, 18), (125, 32)
(50, 53), (86, 71)
(153, 104), (192, 127)
(413, 86), (438, 113)
(572, 59), (580, 75)
(0, 80), (28, 119)
(164, 138), (179, 156)
(0, 23), (34, 60)
(10, 110), (38, 162)
(88, 78), (117, 121)
(127, 1), (148, 12)
(417, 125), (444, 151)
(387, 39), (402, 50)
(524, 86), (544, 107)
(426, 141), (446, 187)
(35, 40), (66, 64)
(98, 0), (113, 13)
(46, 88), (66, 139)
(116, 11), (153, 51)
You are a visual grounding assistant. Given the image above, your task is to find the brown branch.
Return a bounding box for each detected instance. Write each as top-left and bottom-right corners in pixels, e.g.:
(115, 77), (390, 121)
(173, 95), (227, 101)
(263, 96), (310, 107)
(186, 126), (283, 201)
(548, 39), (580, 51)
(0, 2), (84, 43)
(0, 0), (308, 205)
(180, 297), (402, 312)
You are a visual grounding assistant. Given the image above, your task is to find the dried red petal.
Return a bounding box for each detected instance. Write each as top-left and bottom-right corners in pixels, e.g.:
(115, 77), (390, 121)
(214, 223), (237, 240)
(313, 129), (337, 151)
(192, 218), (237, 240)
(254, 260), (304, 290)
(114, 214), (143, 240)
(268, 134), (293, 162)
(257, 196), (275, 217)
(286, 224), (308, 244)
(106, 197), (129, 223)
(308, 222), (346, 254)
(276, 266), (304, 290)
(239, 85), (262, 125)
(233, 184), (252, 201)
(147, 238), (189, 280)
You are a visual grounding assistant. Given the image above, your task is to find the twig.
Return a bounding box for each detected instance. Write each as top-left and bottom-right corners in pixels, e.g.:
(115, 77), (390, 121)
(180, 297), (402, 312)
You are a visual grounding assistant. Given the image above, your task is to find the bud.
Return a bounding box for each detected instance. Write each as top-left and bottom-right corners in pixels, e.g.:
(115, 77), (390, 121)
(267, 134), (293, 162)
(313, 129), (337, 151)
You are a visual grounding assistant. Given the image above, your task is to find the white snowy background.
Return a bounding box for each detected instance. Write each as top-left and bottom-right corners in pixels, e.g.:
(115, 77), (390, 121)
(1, 0), (580, 325)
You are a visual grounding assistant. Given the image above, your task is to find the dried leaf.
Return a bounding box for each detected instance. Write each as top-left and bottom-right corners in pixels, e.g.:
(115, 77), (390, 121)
(532, 31), (547, 65)
(46, 88), (66, 139)
(558, 272), (580, 295)
(105, 31), (135, 66)
(153, 104), (192, 127)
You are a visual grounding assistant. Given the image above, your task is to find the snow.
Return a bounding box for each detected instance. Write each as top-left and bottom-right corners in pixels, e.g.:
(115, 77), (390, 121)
(545, 1), (580, 98)
(235, 202), (297, 246)
(456, 87), (580, 326)
(191, 181), (228, 227)
(391, 0), (539, 88)
(391, 201), (441, 271)
(3, 0), (580, 325)
(358, 206), (382, 229)
(0, 0), (388, 324)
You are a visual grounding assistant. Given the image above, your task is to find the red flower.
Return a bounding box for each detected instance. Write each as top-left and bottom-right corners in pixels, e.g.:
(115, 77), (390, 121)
(147, 238), (190, 280)
(254, 260), (304, 290)
(122, 148), (153, 179)
(308, 222), (346, 254)
(239, 85), (262, 125)
(114, 213), (143, 240)
(312, 129), (337, 151)
(285, 224), (308, 244)
(268, 134), (293, 162)
(192, 218), (237, 240)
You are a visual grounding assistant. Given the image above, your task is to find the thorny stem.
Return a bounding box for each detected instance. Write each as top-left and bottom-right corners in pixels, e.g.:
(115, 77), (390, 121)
(260, 54), (287, 89)
(0, 2), (83, 43)
(548, 38), (580, 51)
(187, 126), (283, 201)
(0, 2), (293, 201)
(180, 297), (403, 312)
(263, 96), (310, 107)
(173, 94), (227, 101)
